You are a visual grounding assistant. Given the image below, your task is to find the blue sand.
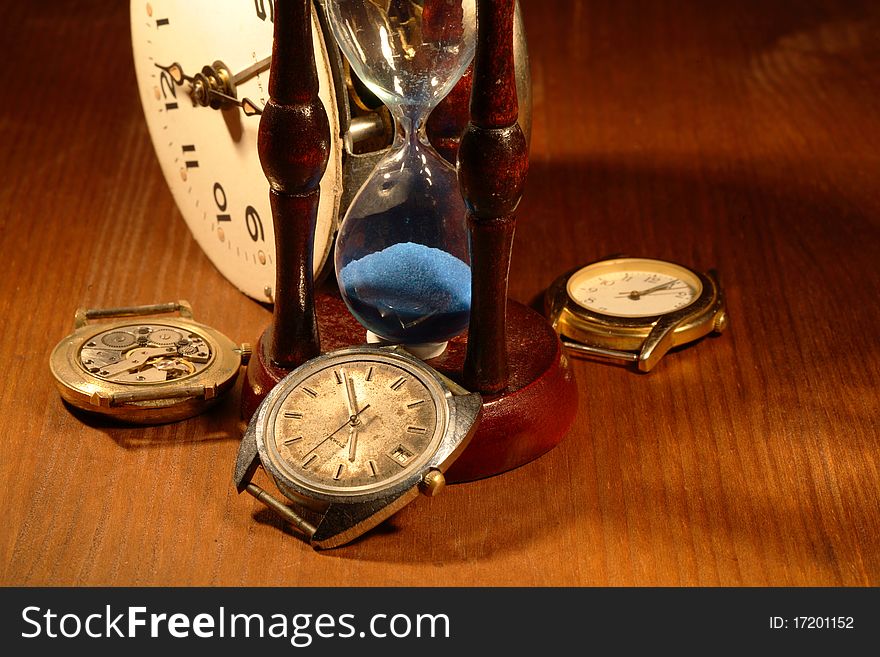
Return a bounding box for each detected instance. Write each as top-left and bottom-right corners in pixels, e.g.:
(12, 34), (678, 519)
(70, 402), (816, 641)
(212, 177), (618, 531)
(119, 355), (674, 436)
(339, 242), (471, 343)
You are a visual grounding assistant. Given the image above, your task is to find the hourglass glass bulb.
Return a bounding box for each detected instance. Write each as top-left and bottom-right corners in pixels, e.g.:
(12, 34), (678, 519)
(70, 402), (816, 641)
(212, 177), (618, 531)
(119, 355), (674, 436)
(326, 0), (476, 356)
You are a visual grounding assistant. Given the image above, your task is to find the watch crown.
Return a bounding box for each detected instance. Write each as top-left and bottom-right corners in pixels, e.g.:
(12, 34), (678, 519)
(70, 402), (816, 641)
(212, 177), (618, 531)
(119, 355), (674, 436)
(237, 343), (253, 364)
(419, 469), (446, 497)
(714, 310), (729, 334)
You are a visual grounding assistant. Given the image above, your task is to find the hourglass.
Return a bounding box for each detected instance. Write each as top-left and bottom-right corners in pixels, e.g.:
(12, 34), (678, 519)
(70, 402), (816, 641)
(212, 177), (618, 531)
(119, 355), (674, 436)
(325, 0), (476, 358)
(244, 0), (577, 483)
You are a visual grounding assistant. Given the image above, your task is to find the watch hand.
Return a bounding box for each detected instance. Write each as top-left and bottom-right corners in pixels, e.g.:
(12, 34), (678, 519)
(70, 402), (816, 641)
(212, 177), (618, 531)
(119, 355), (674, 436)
(342, 372), (359, 417)
(620, 279), (681, 300)
(304, 404), (372, 457)
(347, 425), (359, 462)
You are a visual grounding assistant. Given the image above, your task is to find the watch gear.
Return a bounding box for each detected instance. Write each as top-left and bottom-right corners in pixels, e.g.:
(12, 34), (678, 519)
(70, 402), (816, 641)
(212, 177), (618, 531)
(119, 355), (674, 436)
(148, 327), (184, 345)
(178, 343), (200, 356)
(78, 325), (213, 384)
(178, 336), (211, 362)
(100, 331), (137, 348)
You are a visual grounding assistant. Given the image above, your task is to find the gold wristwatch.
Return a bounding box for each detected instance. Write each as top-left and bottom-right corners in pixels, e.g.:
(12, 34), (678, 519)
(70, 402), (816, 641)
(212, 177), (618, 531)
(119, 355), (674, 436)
(546, 256), (727, 371)
(50, 301), (250, 423)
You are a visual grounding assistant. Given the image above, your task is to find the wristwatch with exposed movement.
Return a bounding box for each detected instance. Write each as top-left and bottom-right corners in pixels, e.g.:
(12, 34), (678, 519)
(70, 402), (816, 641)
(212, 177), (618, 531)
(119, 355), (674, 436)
(49, 301), (249, 423)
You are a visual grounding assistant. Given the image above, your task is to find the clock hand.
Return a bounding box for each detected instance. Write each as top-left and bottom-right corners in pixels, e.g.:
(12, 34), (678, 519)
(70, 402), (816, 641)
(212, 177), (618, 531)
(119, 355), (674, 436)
(620, 279), (681, 300)
(205, 92), (381, 134)
(155, 61), (189, 85)
(154, 59), (382, 137)
(231, 55), (272, 86)
(154, 59), (267, 114)
(205, 90), (263, 116)
(155, 57), (271, 87)
(304, 404), (372, 457)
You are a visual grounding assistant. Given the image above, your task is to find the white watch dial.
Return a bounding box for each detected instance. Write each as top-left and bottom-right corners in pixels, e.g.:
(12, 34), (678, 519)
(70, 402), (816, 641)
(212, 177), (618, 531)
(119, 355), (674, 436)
(566, 258), (702, 318)
(131, 0), (343, 301)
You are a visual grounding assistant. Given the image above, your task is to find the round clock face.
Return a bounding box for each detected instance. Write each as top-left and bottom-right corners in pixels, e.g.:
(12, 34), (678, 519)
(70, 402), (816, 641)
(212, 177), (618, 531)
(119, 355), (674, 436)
(566, 258), (702, 318)
(130, 0), (343, 302)
(263, 352), (448, 497)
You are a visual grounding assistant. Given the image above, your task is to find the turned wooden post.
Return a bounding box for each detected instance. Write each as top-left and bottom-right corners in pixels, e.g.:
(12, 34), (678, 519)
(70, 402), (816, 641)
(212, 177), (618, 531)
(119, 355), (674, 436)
(458, 0), (528, 393)
(242, 0), (329, 417)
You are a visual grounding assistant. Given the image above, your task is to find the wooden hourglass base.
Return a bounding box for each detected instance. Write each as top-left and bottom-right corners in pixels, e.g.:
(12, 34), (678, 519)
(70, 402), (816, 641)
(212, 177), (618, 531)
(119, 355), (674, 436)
(242, 287), (578, 483)
(432, 299), (579, 483)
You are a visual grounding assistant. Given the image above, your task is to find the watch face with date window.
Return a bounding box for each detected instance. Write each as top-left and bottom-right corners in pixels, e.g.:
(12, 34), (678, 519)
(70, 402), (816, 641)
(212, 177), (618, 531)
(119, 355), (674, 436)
(260, 350), (450, 498)
(234, 345), (483, 548)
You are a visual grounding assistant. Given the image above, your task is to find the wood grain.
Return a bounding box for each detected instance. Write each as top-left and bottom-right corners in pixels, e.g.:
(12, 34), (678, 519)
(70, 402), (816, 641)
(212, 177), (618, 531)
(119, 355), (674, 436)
(1, 0), (878, 586)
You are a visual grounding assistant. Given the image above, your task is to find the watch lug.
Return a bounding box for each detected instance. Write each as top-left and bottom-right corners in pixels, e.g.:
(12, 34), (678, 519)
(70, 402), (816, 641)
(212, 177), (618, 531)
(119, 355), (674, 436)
(450, 392), (482, 447)
(311, 488), (419, 549)
(452, 391), (482, 426)
(176, 299), (194, 319)
(233, 421), (261, 493)
(638, 315), (685, 372)
(74, 307), (89, 329)
(89, 391), (111, 407)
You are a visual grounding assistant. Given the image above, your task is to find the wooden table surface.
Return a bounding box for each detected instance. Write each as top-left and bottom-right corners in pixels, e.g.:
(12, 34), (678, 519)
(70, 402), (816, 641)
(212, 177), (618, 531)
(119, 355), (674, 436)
(2, 0), (878, 587)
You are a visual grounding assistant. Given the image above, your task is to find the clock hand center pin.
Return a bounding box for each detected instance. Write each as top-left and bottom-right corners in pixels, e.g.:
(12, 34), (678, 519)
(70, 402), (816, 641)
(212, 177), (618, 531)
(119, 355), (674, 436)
(304, 404), (373, 458)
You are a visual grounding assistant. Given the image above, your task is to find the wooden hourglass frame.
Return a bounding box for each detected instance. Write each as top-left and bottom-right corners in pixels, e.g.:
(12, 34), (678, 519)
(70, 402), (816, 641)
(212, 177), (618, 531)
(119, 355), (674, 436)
(242, 0), (577, 483)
